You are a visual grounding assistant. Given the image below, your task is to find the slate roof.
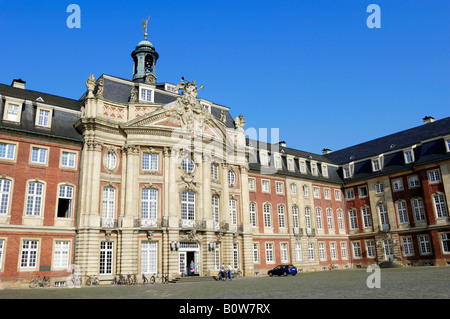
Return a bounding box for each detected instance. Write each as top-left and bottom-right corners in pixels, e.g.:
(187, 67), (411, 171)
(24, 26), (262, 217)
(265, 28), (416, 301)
(323, 117), (450, 165)
(0, 84), (83, 142)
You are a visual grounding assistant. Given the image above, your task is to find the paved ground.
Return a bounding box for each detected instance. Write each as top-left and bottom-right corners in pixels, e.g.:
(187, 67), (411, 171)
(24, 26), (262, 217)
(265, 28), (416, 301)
(0, 266), (448, 299)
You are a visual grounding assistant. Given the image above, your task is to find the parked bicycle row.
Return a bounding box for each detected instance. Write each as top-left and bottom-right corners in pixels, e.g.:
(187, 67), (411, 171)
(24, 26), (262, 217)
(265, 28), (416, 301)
(113, 273), (169, 285)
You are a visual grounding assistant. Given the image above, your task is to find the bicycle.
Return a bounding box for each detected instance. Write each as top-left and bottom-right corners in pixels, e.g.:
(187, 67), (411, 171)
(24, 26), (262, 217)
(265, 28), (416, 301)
(150, 273), (168, 284)
(85, 275), (99, 286)
(232, 269), (242, 278)
(127, 274), (137, 285)
(113, 274), (126, 285)
(142, 274), (149, 285)
(29, 275), (51, 288)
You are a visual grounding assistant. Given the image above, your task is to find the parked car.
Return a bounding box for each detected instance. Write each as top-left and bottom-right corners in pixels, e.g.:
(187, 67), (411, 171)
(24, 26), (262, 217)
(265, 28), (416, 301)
(268, 264), (297, 276)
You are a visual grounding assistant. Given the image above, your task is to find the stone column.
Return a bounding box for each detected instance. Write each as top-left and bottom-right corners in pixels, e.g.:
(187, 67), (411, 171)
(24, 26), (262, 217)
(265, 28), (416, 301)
(168, 148), (179, 227)
(240, 165), (254, 276)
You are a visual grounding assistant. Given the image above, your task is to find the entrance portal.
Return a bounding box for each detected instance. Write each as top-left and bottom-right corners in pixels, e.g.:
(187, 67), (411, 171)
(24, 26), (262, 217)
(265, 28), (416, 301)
(178, 242), (200, 276)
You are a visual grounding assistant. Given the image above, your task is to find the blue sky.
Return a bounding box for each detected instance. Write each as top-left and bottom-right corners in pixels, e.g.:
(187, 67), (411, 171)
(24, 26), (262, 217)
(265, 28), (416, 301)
(0, 0), (449, 154)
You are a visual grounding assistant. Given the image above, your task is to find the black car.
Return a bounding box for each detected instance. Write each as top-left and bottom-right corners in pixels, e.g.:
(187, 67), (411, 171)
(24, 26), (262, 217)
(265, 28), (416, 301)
(268, 264), (298, 276)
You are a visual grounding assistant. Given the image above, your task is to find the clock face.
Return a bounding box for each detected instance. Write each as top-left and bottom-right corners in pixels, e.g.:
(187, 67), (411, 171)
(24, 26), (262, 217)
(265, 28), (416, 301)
(146, 75), (156, 84)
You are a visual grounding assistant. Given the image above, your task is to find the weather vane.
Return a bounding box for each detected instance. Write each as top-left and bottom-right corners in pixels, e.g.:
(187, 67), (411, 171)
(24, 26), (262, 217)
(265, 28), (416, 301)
(142, 15), (150, 40)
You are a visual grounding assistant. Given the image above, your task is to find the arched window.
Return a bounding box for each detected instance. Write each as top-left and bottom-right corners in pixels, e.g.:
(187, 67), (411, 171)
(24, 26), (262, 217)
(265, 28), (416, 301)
(278, 205), (286, 228)
(263, 203), (271, 227)
(26, 182), (44, 216)
(228, 171), (236, 185)
(0, 179), (11, 215)
(292, 206), (299, 229)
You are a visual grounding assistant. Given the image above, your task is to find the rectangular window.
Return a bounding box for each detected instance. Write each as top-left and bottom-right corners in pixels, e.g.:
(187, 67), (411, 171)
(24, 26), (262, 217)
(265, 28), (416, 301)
(396, 201), (408, 224)
(102, 187), (115, 219)
(26, 182), (43, 216)
(249, 202), (256, 227)
(402, 237), (414, 256)
(408, 175), (420, 188)
(280, 243), (288, 262)
(140, 88), (153, 102)
(362, 207), (372, 228)
(211, 164), (219, 180)
(142, 153), (158, 171)
(428, 169), (441, 183)
(433, 194), (448, 218)
(263, 204), (271, 228)
(57, 185), (73, 218)
(287, 158), (294, 171)
(54, 241), (70, 269)
(212, 196), (220, 226)
(412, 198), (425, 222)
(440, 233), (450, 253)
(278, 205), (286, 228)
(0, 179), (11, 215)
(418, 236), (432, 255)
(337, 209), (344, 230)
(392, 179), (403, 191)
(141, 188), (158, 220)
(5, 103), (19, 122)
(215, 245), (221, 270)
(326, 208), (334, 230)
(20, 240), (38, 268)
(0, 143), (16, 160)
(252, 243), (259, 263)
(37, 109), (50, 127)
(308, 243), (315, 260)
(359, 186), (368, 197)
(262, 180), (270, 192)
(404, 150), (414, 163)
(343, 167), (350, 178)
(340, 242), (348, 259)
(299, 161), (306, 173)
(233, 243), (239, 269)
(352, 242), (362, 258)
(330, 243), (337, 260)
(295, 243), (302, 261)
(276, 182), (283, 194)
(31, 147), (47, 164)
(366, 241), (376, 258)
(319, 243), (326, 261)
(61, 151), (76, 168)
(99, 241), (113, 275)
(290, 183), (297, 195)
(181, 191), (195, 221)
(313, 187), (320, 198)
(248, 178), (255, 191)
(372, 159), (380, 171)
(322, 164), (328, 177)
(141, 241), (157, 274)
(349, 209), (358, 229)
(265, 243), (273, 262)
(324, 188), (331, 199)
(375, 183), (384, 194)
(303, 185), (309, 197)
(334, 189), (341, 201)
(229, 199), (237, 231)
(0, 239), (4, 270)
(345, 189), (354, 200)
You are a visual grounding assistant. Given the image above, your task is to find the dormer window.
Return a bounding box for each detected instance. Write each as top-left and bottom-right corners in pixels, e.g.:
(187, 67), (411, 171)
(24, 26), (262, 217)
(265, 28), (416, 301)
(200, 102), (211, 113)
(404, 149), (414, 164)
(311, 162), (318, 176)
(343, 167), (351, 179)
(372, 159), (380, 171)
(260, 152), (269, 166)
(4, 103), (20, 122)
(445, 138), (450, 153)
(36, 107), (52, 128)
(322, 164), (328, 177)
(287, 158), (294, 171)
(139, 87), (153, 102)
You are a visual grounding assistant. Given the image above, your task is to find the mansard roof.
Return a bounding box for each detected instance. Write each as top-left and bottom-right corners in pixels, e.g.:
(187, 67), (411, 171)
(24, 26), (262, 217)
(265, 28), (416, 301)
(323, 116), (450, 165)
(0, 83), (82, 142)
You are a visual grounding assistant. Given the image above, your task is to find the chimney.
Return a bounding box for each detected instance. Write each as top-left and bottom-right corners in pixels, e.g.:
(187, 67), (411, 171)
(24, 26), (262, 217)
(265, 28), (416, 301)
(423, 116), (435, 124)
(279, 141), (286, 148)
(11, 79), (26, 89)
(322, 148), (332, 155)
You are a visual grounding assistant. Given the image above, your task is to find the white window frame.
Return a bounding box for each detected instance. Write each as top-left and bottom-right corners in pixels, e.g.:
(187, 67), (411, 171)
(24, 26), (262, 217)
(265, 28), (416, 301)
(53, 240), (70, 269)
(263, 203), (271, 228)
(211, 164), (219, 180)
(262, 180), (270, 193)
(26, 182), (44, 216)
(181, 157), (195, 174)
(280, 243), (288, 262)
(349, 209), (358, 229)
(142, 153), (158, 171)
(396, 200), (408, 224)
(20, 240), (39, 269)
(36, 107), (52, 128)
(278, 205), (286, 228)
(433, 193), (448, 218)
(248, 177), (255, 191)
(141, 241), (157, 274)
(139, 87), (154, 102)
(0, 142), (17, 161)
(228, 170), (236, 186)
(0, 179), (12, 215)
(249, 202), (256, 227)
(3, 102), (21, 122)
(61, 151), (77, 169)
(404, 149), (414, 164)
(402, 237), (414, 256)
(316, 208), (323, 229)
(428, 169), (441, 183)
(392, 178), (403, 191)
(418, 235), (432, 255)
(99, 241), (113, 275)
(412, 198), (426, 222)
(276, 182), (284, 194)
(141, 188), (158, 220)
(265, 243), (274, 263)
(181, 191), (195, 222)
(408, 175), (420, 188)
(30, 146), (48, 165)
(57, 184), (74, 218)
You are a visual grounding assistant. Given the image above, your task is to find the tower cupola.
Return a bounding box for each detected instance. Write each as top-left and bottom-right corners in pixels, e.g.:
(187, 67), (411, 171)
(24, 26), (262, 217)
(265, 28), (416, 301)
(132, 16), (159, 83)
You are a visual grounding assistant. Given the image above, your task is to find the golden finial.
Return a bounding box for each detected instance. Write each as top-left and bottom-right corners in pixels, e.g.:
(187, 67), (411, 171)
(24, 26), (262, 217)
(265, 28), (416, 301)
(142, 16), (150, 40)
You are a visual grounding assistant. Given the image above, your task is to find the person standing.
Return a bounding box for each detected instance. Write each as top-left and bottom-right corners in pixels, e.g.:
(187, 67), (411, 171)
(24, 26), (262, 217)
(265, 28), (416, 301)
(227, 264), (233, 280)
(189, 260), (195, 276)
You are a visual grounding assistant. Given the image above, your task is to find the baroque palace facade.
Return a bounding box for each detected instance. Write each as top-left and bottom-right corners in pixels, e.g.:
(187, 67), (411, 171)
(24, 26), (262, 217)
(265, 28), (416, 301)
(0, 30), (449, 288)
